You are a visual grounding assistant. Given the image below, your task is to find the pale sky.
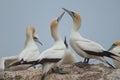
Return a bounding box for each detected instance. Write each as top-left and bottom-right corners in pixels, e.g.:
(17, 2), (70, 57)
(0, 0), (120, 64)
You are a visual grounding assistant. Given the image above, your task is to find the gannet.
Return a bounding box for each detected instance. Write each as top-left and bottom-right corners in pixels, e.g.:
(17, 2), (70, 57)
(56, 36), (78, 66)
(34, 12), (66, 80)
(108, 40), (120, 68)
(8, 26), (42, 68)
(63, 8), (119, 68)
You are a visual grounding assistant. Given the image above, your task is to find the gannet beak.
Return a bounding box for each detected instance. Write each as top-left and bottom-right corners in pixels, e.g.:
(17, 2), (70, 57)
(62, 8), (74, 20)
(108, 44), (116, 51)
(33, 34), (43, 45)
(57, 12), (65, 22)
(64, 36), (68, 48)
(34, 38), (43, 45)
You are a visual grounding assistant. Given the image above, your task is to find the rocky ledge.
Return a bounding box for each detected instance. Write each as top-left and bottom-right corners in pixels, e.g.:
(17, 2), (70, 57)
(0, 62), (120, 80)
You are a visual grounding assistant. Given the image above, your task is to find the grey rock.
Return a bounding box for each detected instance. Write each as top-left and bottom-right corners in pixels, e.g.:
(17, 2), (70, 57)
(0, 62), (120, 80)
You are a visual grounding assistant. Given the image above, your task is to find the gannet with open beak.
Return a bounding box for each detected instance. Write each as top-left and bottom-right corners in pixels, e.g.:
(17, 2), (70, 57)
(8, 26), (42, 68)
(63, 8), (120, 69)
(108, 40), (120, 68)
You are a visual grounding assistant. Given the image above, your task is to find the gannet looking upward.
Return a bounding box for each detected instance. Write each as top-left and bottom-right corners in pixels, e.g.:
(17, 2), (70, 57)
(108, 40), (120, 68)
(63, 8), (120, 69)
(8, 26), (42, 68)
(33, 12), (66, 80)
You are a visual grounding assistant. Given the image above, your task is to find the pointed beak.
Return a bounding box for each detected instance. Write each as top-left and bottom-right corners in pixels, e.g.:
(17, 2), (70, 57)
(57, 12), (65, 22)
(108, 44), (116, 51)
(34, 38), (43, 45)
(64, 36), (68, 48)
(62, 8), (74, 20)
(33, 34), (43, 45)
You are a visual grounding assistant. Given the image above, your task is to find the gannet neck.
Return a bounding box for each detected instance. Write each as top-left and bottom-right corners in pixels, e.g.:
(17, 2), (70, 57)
(72, 14), (82, 31)
(72, 22), (81, 31)
(24, 38), (35, 48)
(26, 27), (34, 39)
(51, 19), (61, 42)
(70, 29), (82, 40)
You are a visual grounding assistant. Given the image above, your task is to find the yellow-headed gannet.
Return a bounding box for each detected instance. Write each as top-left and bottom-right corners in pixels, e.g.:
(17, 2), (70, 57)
(36, 12), (66, 80)
(8, 26), (42, 68)
(108, 40), (120, 68)
(63, 8), (120, 69)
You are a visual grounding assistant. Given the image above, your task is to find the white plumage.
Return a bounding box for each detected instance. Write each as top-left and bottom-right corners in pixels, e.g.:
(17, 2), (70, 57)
(37, 12), (77, 80)
(57, 37), (78, 66)
(38, 42), (65, 61)
(8, 26), (42, 68)
(63, 8), (118, 68)
(37, 12), (66, 76)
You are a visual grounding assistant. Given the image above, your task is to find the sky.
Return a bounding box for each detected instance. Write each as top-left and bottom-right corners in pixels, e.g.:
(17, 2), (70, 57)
(0, 0), (120, 64)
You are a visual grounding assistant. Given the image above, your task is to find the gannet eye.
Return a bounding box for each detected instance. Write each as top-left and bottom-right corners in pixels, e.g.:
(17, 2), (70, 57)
(71, 11), (75, 16)
(112, 43), (117, 47)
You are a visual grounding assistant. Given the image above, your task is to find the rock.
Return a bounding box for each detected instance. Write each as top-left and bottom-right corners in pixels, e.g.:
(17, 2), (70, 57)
(0, 62), (120, 80)
(0, 69), (42, 80)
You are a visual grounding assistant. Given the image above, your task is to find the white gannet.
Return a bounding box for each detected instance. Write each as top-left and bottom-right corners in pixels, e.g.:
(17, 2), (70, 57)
(56, 36), (78, 66)
(35, 12), (66, 80)
(63, 8), (120, 69)
(108, 40), (120, 68)
(8, 26), (42, 68)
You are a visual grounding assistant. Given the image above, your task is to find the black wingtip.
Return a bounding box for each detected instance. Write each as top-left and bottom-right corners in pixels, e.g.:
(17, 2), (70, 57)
(103, 51), (120, 62)
(64, 36), (68, 48)
(105, 60), (115, 69)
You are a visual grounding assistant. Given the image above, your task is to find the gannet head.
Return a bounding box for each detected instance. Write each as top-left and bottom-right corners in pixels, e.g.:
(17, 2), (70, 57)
(50, 19), (58, 33)
(114, 40), (120, 46)
(26, 26), (35, 37)
(108, 40), (120, 51)
(50, 12), (65, 41)
(51, 12), (65, 31)
(26, 26), (42, 45)
(62, 8), (82, 29)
